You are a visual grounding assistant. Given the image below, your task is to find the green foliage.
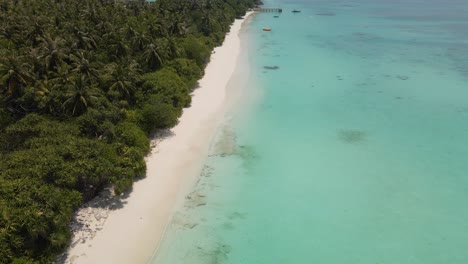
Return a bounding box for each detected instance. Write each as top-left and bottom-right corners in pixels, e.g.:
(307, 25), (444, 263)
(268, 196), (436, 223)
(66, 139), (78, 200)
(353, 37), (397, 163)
(0, 114), (140, 262)
(141, 68), (191, 108)
(137, 95), (180, 134)
(0, 107), (14, 131)
(180, 37), (212, 68)
(75, 106), (122, 141)
(0, 0), (256, 262)
(114, 122), (150, 154)
(167, 58), (203, 88)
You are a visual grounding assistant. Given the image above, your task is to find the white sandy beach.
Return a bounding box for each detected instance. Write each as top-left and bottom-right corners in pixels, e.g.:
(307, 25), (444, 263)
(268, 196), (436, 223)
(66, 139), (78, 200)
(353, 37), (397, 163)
(61, 12), (254, 264)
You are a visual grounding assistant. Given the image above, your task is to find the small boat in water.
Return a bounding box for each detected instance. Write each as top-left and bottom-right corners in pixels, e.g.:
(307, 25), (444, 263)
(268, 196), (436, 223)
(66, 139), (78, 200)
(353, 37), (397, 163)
(263, 28), (272, 31)
(273, 15), (279, 18)
(292, 10), (301, 13)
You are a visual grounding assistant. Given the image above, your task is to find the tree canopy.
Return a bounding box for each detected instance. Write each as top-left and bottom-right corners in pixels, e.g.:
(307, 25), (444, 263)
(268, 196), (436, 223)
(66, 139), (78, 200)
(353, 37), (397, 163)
(0, 0), (257, 262)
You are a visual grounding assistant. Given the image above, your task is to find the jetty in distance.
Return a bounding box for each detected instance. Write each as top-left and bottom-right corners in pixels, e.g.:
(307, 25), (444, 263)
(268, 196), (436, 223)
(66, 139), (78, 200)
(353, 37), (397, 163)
(253, 7), (283, 12)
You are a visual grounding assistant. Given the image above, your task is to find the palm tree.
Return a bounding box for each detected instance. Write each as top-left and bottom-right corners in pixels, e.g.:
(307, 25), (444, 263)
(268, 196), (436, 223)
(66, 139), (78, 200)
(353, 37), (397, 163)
(26, 19), (46, 46)
(105, 32), (129, 59)
(142, 42), (166, 70)
(166, 37), (182, 59)
(69, 51), (101, 80)
(148, 21), (168, 38)
(34, 76), (70, 115)
(104, 60), (141, 100)
(49, 63), (72, 89)
(0, 55), (34, 99)
(131, 29), (151, 52)
(167, 12), (188, 37)
(62, 75), (99, 116)
(0, 23), (21, 50)
(201, 12), (218, 35)
(38, 34), (69, 72)
(28, 48), (44, 77)
(72, 27), (100, 50)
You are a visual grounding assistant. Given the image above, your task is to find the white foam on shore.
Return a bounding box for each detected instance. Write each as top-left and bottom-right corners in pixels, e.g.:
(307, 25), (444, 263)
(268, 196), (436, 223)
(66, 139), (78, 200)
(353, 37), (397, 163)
(61, 11), (255, 264)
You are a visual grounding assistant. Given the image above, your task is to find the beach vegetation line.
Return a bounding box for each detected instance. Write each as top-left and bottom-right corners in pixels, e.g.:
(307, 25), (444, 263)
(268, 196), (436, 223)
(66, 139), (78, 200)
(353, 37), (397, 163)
(0, 0), (258, 262)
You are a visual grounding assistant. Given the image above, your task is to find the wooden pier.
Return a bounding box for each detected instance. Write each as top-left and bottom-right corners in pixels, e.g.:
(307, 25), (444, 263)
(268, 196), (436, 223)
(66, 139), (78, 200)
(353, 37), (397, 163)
(253, 7), (283, 13)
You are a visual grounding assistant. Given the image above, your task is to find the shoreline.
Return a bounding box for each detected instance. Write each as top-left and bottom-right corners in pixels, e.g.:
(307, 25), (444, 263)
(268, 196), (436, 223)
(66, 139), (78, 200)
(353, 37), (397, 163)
(150, 12), (258, 262)
(61, 11), (255, 264)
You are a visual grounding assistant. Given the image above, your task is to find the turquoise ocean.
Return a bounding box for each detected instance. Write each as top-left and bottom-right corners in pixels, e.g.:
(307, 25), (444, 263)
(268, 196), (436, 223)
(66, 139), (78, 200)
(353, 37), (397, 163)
(151, 0), (468, 263)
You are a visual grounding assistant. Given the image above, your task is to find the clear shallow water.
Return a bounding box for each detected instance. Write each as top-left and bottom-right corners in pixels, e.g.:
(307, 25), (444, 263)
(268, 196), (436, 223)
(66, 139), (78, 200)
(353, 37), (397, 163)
(151, 0), (468, 263)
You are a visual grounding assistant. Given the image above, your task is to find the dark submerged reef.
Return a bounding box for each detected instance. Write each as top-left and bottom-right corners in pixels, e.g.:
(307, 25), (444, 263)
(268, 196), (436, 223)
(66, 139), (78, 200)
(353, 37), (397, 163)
(316, 12), (336, 16)
(338, 129), (367, 144)
(264, 65), (280, 70)
(0, 0), (257, 262)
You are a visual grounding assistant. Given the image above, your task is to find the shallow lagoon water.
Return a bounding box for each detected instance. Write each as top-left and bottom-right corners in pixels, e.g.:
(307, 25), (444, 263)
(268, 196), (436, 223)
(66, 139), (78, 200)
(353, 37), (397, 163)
(151, 0), (468, 263)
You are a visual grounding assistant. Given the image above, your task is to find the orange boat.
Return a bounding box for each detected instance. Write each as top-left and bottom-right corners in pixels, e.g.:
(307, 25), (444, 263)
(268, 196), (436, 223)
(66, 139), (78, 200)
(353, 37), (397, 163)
(263, 28), (272, 31)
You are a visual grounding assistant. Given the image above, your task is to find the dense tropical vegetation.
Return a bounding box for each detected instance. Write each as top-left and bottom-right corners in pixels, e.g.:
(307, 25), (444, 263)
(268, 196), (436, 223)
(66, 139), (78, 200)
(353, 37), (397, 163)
(0, 0), (257, 262)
